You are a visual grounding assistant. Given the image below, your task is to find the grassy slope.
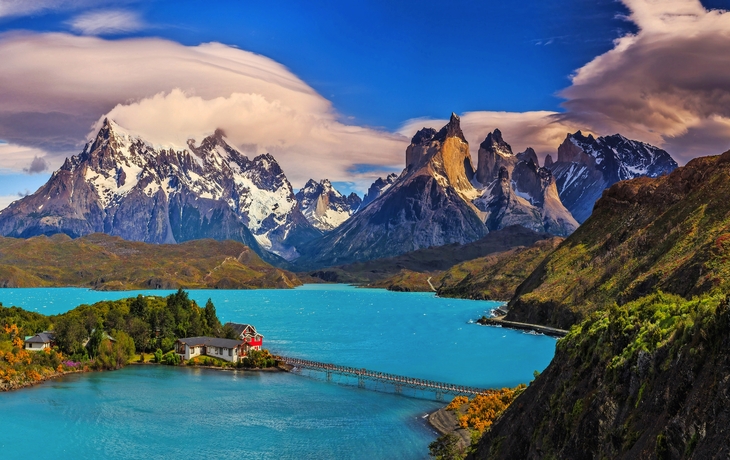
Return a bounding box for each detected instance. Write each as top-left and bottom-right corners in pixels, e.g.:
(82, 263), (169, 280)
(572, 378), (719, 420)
(367, 237), (564, 301)
(308, 226), (553, 285)
(0, 233), (301, 290)
(507, 151), (730, 329)
(436, 238), (563, 301)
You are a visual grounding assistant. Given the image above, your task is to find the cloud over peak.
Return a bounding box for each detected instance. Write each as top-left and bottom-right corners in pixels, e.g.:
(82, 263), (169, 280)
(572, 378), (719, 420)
(0, 32), (406, 190)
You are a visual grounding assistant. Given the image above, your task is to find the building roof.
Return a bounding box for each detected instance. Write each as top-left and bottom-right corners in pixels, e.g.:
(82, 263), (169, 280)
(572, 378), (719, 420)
(25, 332), (55, 344)
(224, 322), (263, 338)
(224, 322), (255, 335)
(177, 336), (243, 348)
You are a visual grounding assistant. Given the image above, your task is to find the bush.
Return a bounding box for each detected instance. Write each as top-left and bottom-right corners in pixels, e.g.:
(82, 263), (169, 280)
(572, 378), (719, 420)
(162, 351), (181, 366)
(153, 348), (163, 363)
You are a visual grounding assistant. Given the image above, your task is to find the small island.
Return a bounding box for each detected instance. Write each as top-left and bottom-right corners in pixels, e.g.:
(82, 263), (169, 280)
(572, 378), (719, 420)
(0, 289), (278, 391)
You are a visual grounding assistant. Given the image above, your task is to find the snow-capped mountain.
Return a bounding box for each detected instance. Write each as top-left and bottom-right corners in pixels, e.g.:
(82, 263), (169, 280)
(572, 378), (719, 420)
(294, 114), (577, 268)
(547, 131), (678, 222)
(0, 119), (320, 260)
(295, 179), (362, 231)
(361, 173), (398, 209)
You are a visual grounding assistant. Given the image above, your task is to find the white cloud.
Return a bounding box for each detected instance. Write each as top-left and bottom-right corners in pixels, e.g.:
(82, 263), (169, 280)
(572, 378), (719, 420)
(557, 0), (730, 163)
(0, 33), (407, 190)
(68, 9), (144, 36)
(100, 89), (408, 189)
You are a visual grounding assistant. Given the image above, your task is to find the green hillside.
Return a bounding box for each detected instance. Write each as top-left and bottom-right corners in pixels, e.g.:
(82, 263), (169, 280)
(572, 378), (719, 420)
(0, 233), (301, 290)
(507, 151), (730, 329)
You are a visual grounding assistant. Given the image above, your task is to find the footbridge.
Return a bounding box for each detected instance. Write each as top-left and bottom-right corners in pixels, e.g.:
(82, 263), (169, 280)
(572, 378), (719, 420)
(277, 355), (491, 400)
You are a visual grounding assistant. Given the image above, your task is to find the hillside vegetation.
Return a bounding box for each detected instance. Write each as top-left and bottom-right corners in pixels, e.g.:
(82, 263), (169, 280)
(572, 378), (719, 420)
(507, 150), (730, 329)
(0, 233), (301, 290)
(472, 293), (730, 459)
(367, 237), (563, 301)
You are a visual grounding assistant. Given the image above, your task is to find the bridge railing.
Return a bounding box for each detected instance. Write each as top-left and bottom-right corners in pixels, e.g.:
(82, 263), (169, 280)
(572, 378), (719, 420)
(277, 355), (491, 396)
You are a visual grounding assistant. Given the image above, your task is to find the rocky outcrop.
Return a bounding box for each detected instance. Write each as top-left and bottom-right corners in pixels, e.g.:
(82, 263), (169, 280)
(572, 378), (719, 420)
(516, 147), (538, 165)
(361, 173), (398, 209)
(512, 160), (578, 236)
(547, 131), (678, 222)
(472, 133), (578, 237)
(475, 129), (518, 185)
(295, 179), (361, 231)
(0, 119), (321, 260)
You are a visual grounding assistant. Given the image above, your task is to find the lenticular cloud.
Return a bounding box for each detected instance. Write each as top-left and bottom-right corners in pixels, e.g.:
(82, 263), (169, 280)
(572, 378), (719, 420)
(0, 32), (406, 189)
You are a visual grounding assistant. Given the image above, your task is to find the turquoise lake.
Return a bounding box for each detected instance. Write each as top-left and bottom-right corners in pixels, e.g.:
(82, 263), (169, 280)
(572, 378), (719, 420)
(0, 285), (557, 459)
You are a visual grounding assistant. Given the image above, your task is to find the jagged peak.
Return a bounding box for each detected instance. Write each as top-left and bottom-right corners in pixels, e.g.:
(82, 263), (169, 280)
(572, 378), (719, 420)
(544, 153), (554, 168)
(517, 147), (539, 166)
(434, 112), (467, 143)
(411, 127), (437, 145)
(480, 129), (514, 155)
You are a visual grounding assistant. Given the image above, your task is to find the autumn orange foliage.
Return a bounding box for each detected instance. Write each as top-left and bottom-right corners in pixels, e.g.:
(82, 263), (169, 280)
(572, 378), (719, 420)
(451, 385), (526, 434)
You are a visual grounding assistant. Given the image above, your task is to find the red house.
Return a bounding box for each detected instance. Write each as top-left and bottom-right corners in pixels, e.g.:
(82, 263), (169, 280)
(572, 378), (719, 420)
(225, 323), (264, 352)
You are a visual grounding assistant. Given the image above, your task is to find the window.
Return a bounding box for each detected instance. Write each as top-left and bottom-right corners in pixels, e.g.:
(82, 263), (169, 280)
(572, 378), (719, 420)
(228, 348), (232, 356)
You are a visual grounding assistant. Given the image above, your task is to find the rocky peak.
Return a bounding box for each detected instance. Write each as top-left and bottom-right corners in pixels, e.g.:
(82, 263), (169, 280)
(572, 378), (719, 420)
(476, 129), (519, 185)
(296, 179), (361, 231)
(406, 114), (468, 171)
(362, 173), (398, 208)
(404, 115), (476, 198)
(544, 153), (554, 168)
(411, 127), (437, 145)
(517, 147), (539, 166)
(433, 112), (467, 143)
(512, 159), (554, 207)
(557, 132), (595, 165)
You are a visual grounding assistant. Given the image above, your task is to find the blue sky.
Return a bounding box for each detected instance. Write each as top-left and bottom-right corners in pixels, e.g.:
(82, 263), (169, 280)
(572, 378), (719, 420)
(0, 0), (635, 130)
(0, 0), (729, 202)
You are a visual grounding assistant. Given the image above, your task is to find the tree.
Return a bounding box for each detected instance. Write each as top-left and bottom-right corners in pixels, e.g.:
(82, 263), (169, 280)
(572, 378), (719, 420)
(204, 299), (222, 336)
(93, 331), (135, 370)
(86, 320), (106, 358)
(129, 295), (148, 319)
(54, 314), (88, 355)
(126, 317), (150, 352)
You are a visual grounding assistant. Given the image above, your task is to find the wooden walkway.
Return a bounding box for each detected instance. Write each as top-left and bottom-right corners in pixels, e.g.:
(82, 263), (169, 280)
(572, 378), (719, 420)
(278, 355), (491, 399)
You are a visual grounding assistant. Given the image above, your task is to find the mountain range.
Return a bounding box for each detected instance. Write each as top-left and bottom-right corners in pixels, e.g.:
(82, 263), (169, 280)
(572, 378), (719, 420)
(546, 131), (677, 222)
(0, 114), (677, 269)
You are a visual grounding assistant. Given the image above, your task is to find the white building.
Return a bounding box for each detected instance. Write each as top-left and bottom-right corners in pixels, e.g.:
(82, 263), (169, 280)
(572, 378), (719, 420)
(175, 337), (245, 363)
(24, 332), (55, 351)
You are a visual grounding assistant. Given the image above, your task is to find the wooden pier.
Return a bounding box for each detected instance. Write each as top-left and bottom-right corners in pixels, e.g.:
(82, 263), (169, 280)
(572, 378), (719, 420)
(277, 355), (491, 400)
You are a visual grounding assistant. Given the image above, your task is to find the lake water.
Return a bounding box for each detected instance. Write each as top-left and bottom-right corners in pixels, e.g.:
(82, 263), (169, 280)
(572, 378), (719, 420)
(0, 285), (557, 459)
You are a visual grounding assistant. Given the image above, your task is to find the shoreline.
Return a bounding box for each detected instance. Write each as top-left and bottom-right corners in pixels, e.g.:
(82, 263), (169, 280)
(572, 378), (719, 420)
(427, 406), (472, 450)
(0, 368), (88, 393)
(477, 315), (569, 338)
(1, 361), (288, 394)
